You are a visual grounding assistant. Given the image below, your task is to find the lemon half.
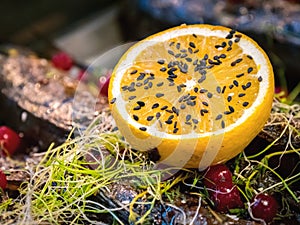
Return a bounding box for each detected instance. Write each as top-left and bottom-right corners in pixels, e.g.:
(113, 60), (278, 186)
(108, 24), (274, 169)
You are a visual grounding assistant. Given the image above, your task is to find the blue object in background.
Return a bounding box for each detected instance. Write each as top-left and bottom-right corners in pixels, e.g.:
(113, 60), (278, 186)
(137, 0), (300, 46)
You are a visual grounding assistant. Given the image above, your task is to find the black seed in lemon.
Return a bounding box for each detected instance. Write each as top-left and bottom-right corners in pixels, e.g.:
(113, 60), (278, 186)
(226, 33), (233, 39)
(168, 50), (174, 56)
(156, 93), (164, 98)
(133, 106), (141, 110)
(137, 73), (145, 81)
(219, 54), (226, 59)
(200, 109), (209, 116)
(130, 69), (138, 75)
(152, 103), (159, 109)
(222, 86), (226, 93)
(234, 37), (241, 43)
(181, 53), (188, 58)
(137, 101), (145, 107)
(110, 98), (116, 104)
(172, 106), (179, 115)
(247, 67), (253, 73)
(139, 127), (147, 131)
(207, 92), (213, 98)
(168, 115), (174, 120)
(157, 82), (164, 87)
(165, 120), (173, 124)
(221, 120), (225, 128)
(147, 116), (154, 121)
(198, 75), (206, 83)
(200, 88), (207, 93)
(227, 96), (232, 102)
(242, 82), (252, 90)
(233, 80), (239, 87)
(128, 95), (136, 100)
(186, 114), (191, 121)
(189, 42), (196, 48)
(157, 59), (165, 65)
(243, 102), (249, 107)
(216, 114), (222, 120)
(175, 53), (181, 58)
(161, 105), (168, 110)
(202, 101), (209, 107)
(192, 118), (199, 124)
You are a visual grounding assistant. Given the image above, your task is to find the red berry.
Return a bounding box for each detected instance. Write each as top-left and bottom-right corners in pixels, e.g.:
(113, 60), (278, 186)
(209, 185), (243, 212)
(204, 164), (243, 212)
(250, 193), (278, 223)
(51, 52), (73, 71)
(204, 164), (233, 189)
(0, 170), (7, 190)
(0, 126), (20, 156)
(99, 75), (111, 97)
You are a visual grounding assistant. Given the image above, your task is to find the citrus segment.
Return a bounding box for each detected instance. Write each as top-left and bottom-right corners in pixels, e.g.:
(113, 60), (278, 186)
(108, 24), (274, 168)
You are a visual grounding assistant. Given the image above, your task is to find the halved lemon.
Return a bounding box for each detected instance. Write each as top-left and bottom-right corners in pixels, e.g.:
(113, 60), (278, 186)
(108, 24), (274, 169)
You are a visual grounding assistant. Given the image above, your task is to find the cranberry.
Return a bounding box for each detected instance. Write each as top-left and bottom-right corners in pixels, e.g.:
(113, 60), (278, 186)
(203, 164), (243, 212)
(250, 193), (278, 223)
(99, 75), (111, 97)
(51, 52), (73, 71)
(0, 170), (7, 190)
(0, 126), (20, 156)
(204, 164), (233, 189)
(209, 185), (243, 212)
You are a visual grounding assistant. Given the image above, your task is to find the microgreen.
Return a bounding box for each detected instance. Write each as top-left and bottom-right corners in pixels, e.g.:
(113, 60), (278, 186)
(0, 100), (299, 224)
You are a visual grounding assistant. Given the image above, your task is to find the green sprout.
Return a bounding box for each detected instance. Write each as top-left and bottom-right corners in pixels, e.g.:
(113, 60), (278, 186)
(0, 99), (299, 224)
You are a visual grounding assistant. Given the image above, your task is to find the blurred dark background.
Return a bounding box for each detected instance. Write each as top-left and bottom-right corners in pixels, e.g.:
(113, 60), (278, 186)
(0, 0), (117, 57)
(0, 0), (299, 99)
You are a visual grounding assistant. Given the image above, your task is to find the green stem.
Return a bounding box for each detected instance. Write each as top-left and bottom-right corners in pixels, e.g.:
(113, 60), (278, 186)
(255, 161), (299, 202)
(286, 82), (300, 104)
(265, 149), (300, 160)
(260, 172), (300, 194)
(245, 170), (258, 198)
(236, 185), (250, 202)
(284, 174), (300, 189)
(247, 123), (289, 159)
